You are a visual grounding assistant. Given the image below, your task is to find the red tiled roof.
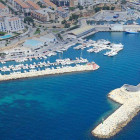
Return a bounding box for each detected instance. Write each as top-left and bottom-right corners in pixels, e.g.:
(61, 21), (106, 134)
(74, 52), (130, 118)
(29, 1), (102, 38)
(26, 0), (40, 10)
(58, 7), (65, 12)
(14, 0), (29, 8)
(42, 0), (56, 7)
(0, 2), (6, 9)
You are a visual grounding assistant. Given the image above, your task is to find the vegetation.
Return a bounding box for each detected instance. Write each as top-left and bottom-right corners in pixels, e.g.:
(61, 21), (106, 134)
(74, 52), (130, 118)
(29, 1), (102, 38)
(52, 30), (59, 33)
(94, 5), (115, 12)
(24, 17), (34, 25)
(94, 7), (102, 13)
(111, 7), (115, 10)
(8, 6), (14, 14)
(49, 20), (54, 23)
(36, 1), (46, 8)
(61, 20), (67, 24)
(0, 53), (6, 57)
(0, 0), (6, 5)
(87, 20), (92, 25)
(0, 31), (5, 36)
(77, 5), (83, 10)
(69, 14), (79, 22)
(102, 6), (110, 10)
(69, 7), (75, 11)
(121, 0), (126, 4)
(58, 33), (63, 40)
(52, 26), (56, 28)
(34, 28), (41, 35)
(64, 23), (70, 28)
(67, 25), (80, 31)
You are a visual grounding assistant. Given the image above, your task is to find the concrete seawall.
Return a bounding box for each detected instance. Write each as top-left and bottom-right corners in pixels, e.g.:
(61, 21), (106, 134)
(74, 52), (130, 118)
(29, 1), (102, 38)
(0, 63), (99, 81)
(92, 84), (140, 138)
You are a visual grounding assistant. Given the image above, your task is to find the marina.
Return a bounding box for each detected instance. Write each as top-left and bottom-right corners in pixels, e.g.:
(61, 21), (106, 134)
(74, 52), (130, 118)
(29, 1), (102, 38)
(74, 39), (123, 57)
(0, 62), (99, 81)
(0, 31), (140, 140)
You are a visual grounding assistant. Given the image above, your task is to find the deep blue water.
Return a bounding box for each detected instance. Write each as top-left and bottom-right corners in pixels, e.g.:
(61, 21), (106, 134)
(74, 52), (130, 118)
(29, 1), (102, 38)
(0, 32), (140, 140)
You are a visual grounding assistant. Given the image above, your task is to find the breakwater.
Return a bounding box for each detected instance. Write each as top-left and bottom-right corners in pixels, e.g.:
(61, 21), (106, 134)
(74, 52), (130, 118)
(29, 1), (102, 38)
(0, 63), (99, 81)
(92, 84), (140, 138)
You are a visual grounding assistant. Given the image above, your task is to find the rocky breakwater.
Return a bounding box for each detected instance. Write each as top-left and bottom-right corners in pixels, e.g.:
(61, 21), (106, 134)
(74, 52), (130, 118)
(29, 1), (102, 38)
(92, 84), (140, 138)
(0, 63), (99, 81)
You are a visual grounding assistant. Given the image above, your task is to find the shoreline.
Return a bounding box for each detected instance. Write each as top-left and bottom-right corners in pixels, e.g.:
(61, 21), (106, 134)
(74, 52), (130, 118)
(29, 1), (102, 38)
(92, 85), (140, 138)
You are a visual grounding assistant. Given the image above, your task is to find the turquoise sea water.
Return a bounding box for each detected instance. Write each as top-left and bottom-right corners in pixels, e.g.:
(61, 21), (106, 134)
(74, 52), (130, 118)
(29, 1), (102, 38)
(0, 32), (140, 140)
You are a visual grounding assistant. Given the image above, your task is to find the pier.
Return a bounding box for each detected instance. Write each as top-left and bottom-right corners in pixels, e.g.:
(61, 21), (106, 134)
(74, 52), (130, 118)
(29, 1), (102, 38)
(0, 63), (99, 81)
(92, 84), (140, 138)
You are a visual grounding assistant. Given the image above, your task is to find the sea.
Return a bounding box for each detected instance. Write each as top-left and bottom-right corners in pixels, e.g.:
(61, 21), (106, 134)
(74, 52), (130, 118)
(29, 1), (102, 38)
(0, 31), (140, 140)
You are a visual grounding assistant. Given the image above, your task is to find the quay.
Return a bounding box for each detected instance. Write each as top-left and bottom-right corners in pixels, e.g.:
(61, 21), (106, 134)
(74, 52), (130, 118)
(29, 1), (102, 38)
(0, 63), (99, 81)
(92, 84), (140, 138)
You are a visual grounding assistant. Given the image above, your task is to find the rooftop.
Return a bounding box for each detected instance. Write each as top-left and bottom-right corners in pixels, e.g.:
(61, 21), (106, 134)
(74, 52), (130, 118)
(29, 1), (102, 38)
(42, 0), (56, 7)
(70, 26), (95, 35)
(26, 0), (40, 10)
(14, 0), (29, 9)
(32, 8), (55, 16)
(0, 2), (6, 9)
(123, 84), (140, 92)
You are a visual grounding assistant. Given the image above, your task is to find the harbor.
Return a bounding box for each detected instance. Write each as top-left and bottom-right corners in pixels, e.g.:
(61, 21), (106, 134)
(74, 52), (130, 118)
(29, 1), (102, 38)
(0, 62), (99, 81)
(0, 31), (140, 140)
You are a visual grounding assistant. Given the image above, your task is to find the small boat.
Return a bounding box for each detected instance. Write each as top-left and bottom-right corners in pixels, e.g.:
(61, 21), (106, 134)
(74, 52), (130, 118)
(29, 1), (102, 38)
(108, 51), (117, 57)
(125, 29), (138, 34)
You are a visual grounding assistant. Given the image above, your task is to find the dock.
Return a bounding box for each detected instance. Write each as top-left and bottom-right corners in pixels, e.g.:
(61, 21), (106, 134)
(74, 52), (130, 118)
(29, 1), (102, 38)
(92, 84), (140, 138)
(0, 63), (99, 81)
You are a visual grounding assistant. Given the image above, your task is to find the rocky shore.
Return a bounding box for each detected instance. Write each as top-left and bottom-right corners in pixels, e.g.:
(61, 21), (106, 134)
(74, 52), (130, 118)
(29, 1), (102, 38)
(92, 84), (140, 138)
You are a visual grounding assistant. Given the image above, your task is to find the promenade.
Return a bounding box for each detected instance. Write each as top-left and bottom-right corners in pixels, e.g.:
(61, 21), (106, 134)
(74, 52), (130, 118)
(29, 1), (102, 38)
(92, 84), (140, 138)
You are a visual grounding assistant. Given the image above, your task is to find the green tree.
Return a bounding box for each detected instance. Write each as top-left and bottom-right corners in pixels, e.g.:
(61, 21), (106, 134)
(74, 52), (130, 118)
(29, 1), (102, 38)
(94, 7), (101, 13)
(58, 33), (63, 40)
(69, 16), (73, 21)
(24, 17), (34, 24)
(111, 7), (115, 10)
(69, 7), (75, 11)
(64, 24), (70, 28)
(121, 0), (126, 4)
(106, 6), (110, 10)
(61, 20), (67, 24)
(0, 31), (5, 36)
(77, 5), (83, 10)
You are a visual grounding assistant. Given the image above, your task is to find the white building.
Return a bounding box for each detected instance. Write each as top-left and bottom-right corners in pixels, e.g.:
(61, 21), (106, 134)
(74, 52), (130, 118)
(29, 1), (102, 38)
(8, 0), (29, 13)
(78, 0), (93, 5)
(57, 6), (69, 18)
(0, 17), (24, 32)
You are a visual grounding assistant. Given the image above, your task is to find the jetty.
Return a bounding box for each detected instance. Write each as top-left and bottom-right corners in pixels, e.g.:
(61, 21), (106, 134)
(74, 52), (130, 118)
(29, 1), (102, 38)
(92, 84), (140, 138)
(0, 63), (99, 81)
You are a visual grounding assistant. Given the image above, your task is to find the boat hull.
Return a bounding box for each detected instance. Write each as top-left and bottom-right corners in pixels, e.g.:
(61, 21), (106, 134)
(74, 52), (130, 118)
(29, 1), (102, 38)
(125, 31), (138, 34)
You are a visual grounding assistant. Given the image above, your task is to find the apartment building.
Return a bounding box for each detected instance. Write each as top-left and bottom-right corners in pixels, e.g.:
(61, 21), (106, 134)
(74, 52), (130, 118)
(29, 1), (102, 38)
(51, 0), (69, 6)
(26, 0), (40, 10)
(8, 0), (30, 13)
(57, 6), (69, 18)
(70, 0), (78, 7)
(41, 0), (57, 10)
(0, 16), (24, 32)
(31, 8), (56, 22)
